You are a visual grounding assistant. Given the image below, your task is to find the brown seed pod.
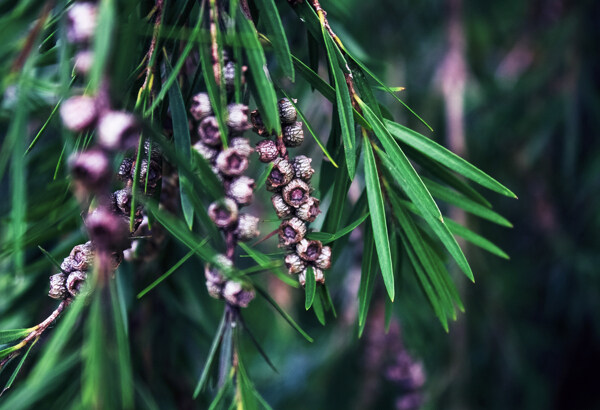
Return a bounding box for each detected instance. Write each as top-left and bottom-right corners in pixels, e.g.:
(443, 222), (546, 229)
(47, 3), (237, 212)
(278, 217), (307, 246)
(112, 188), (132, 215)
(69, 148), (112, 191)
(223, 61), (247, 92)
(271, 194), (292, 219)
(205, 254), (231, 284)
(49, 273), (67, 300)
(227, 103), (251, 132)
(206, 281), (223, 299)
(282, 179), (310, 208)
(216, 148), (249, 177)
(85, 208), (130, 251)
(315, 246), (332, 270)
(235, 213), (260, 242)
(137, 158), (162, 191)
(292, 155), (315, 180)
(60, 95), (98, 132)
(296, 197), (321, 222)
(69, 241), (95, 272)
(282, 122), (304, 147)
(284, 253), (305, 275)
(223, 280), (255, 308)
(266, 158), (294, 191)
(97, 111), (139, 151)
(190, 92), (213, 121)
(298, 266), (325, 287)
(296, 239), (323, 262)
(255, 139), (278, 163)
(278, 98), (298, 124)
(229, 137), (254, 157)
(66, 270), (87, 297)
(193, 141), (218, 163)
(117, 157), (134, 182)
(250, 110), (268, 136)
(208, 198), (239, 228)
(227, 176), (255, 206)
(198, 116), (222, 146)
(66, 3), (97, 43)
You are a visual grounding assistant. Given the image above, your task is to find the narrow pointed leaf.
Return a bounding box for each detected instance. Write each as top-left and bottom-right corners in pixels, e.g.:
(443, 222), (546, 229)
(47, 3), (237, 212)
(254, 0), (294, 80)
(358, 224), (376, 338)
(1, 338), (37, 397)
(307, 212), (369, 243)
(0, 329), (33, 345)
(193, 312), (226, 398)
(445, 219), (510, 259)
(304, 266), (316, 310)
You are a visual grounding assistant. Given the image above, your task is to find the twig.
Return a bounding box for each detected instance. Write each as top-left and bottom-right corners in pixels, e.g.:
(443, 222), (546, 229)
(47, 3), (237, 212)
(140, 0), (165, 96)
(209, 0), (221, 85)
(11, 1), (54, 73)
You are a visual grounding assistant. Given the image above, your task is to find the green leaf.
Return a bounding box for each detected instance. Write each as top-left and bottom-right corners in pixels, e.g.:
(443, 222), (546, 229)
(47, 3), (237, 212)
(312, 292), (326, 325)
(363, 135), (394, 301)
(165, 55), (194, 229)
(322, 25), (355, 178)
(238, 315), (278, 374)
(254, 285), (313, 343)
(0, 329), (32, 345)
(255, 162), (274, 191)
(236, 7), (280, 135)
(307, 212), (369, 244)
(238, 243), (298, 288)
(304, 266), (316, 310)
(384, 119), (517, 198)
(193, 312), (226, 398)
(36, 245), (63, 272)
(109, 280), (134, 409)
(445, 219), (510, 259)
(358, 224), (377, 338)
(0, 338), (37, 397)
(254, 0), (294, 80)
(89, 0), (115, 92)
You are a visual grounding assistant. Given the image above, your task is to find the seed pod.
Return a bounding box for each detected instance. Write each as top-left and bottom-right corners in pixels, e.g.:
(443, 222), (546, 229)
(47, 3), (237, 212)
(60, 256), (76, 274)
(296, 197), (321, 222)
(278, 217), (307, 246)
(210, 165), (225, 183)
(206, 281), (223, 299)
(278, 98), (297, 124)
(69, 148), (112, 191)
(227, 176), (255, 206)
(216, 148), (249, 176)
(190, 92), (213, 121)
(137, 158), (162, 191)
(49, 273), (67, 300)
(97, 111), (139, 151)
(205, 255), (231, 284)
(74, 50), (94, 75)
(69, 241), (95, 272)
(227, 103), (251, 132)
(193, 141), (218, 163)
(266, 158), (294, 191)
(66, 270), (87, 297)
(117, 157), (134, 181)
(235, 213), (260, 241)
(282, 179), (310, 208)
(255, 139), (278, 163)
(292, 155), (314, 180)
(271, 194), (292, 219)
(222, 60), (243, 92)
(229, 137), (254, 157)
(315, 246), (332, 270)
(282, 122), (304, 147)
(208, 198), (239, 228)
(60, 95), (98, 132)
(250, 110), (268, 136)
(66, 3), (97, 43)
(198, 116), (222, 146)
(86, 208), (130, 251)
(298, 266), (325, 287)
(284, 253), (305, 275)
(112, 188), (132, 215)
(296, 239), (323, 262)
(223, 280), (255, 308)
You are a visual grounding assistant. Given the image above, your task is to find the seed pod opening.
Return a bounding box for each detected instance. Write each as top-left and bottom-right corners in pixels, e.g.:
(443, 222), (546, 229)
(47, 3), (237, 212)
(227, 103), (251, 132)
(296, 239), (323, 262)
(278, 217), (307, 246)
(266, 158), (294, 191)
(229, 137), (254, 157)
(282, 179), (310, 208)
(49, 273), (67, 300)
(223, 281), (255, 308)
(235, 213), (260, 242)
(190, 92), (213, 121)
(255, 140), (278, 163)
(227, 176), (255, 206)
(315, 246), (332, 270)
(296, 197), (321, 222)
(69, 241), (95, 272)
(66, 3), (97, 43)
(292, 155), (315, 180)
(216, 148), (249, 176)
(60, 95), (98, 132)
(282, 122), (304, 147)
(85, 209), (130, 251)
(278, 98), (297, 124)
(69, 148), (112, 191)
(271, 194), (292, 219)
(284, 253), (305, 275)
(208, 198), (239, 228)
(193, 141), (218, 163)
(198, 116), (222, 146)
(66, 270), (87, 297)
(97, 111), (139, 151)
(250, 110), (268, 136)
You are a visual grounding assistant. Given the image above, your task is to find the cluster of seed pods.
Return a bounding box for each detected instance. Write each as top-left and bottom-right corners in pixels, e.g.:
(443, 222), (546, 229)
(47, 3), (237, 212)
(252, 99), (331, 287)
(191, 89), (258, 307)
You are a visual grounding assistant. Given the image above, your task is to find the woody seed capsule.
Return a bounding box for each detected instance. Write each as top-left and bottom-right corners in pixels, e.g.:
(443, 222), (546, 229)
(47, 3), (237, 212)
(255, 139), (278, 163)
(85, 208), (130, 251)
(271, 194), (292, 219)
(293, 155), (315, 180)
(282, 179), (310, 208)
(298, 267), (325, 287)
(66, 270), (87, 297)
(227, 103), (251, 132)
(227, 176), (255, 206)
(205, 255), (231, 284)
(137, 158), (162, 191)
(193, 141), (218, 163)
(97, 111), (139, 151)
(208, 198), (239, 228)
(296, 197), (321, 222)
(69, 241), (95, 272)
(60, 95), (98, 132)
(266, 158), (294, 191)
(49, 273), (67, 300)
(113, 188), (133, 215)
(118, 157), (133, 181)
(216, 148), (249, 176)
(190, 92), (213, 121)
(284, 253), (305, 275)
(206, 281), (223, 299)
(278, 217), (307, 246)
(223, 280), (255, 308)
(315, 246), (332, 270)
(296, 239), (323, 262)
(250, 110), (268, 137)
(198, 116), (222, 146)
(229, 137), (254, 157)
(278, 98), (297, 124)
(235, 214), (260, 242)
(66, 3), (97, 43)
(69, 148), (112, 191)
(282, 121), (304, 147)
